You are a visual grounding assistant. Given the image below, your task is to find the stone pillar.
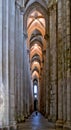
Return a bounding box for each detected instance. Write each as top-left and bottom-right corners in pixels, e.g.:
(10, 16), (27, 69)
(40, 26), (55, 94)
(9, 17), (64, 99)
(0, 0), (3, 127)
(63, 0), (71, 129)
(25, 50), (29, 117)
(0, 0), (2, 83)
(14, 2), (19, 116)
(20, 13), (24, 116)
(39, 69), (43, 113)
(38, 79), (40, 111)
(2, 0), (9, 128)
(17, 7), (21, 115)
(49, 4), (57, 122)
(61, 0), (67, 123)
(27, 50), (31, 116)
(25, 48), (31, 117)
(44, 6), (50, 117)
(56, 0), (63, 129)
(23, 33), (28, 117)
(43, 50), (46, 115)
(8, 0), (16, 128)
(15, 1), (25, 119)
(29, 78), (33, 113)
(45, 38), (50, 117)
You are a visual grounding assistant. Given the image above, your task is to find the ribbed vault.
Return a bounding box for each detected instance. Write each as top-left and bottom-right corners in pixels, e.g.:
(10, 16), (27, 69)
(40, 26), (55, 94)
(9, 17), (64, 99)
(25, 0), (47, 107)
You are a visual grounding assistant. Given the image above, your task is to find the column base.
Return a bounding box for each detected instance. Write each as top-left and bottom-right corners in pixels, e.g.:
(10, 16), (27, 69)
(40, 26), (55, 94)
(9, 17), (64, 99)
(63, 122), (71, 130)
(56, 120), (63, 130)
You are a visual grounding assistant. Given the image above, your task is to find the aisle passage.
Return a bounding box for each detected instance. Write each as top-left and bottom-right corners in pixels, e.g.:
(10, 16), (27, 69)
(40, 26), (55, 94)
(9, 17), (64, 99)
(18, 112), (55, 130)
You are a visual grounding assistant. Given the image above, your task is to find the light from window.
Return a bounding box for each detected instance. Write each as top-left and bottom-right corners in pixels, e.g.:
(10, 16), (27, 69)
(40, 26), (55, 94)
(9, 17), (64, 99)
(34, 85), (37, 94)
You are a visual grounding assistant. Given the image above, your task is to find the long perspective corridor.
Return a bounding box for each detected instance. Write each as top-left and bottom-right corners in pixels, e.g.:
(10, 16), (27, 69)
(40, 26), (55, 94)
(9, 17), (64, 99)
(0, 0), (71, 130)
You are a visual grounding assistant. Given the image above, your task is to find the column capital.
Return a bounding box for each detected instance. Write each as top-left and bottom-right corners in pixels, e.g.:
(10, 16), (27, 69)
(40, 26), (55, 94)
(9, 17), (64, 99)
(15, 1), (25, 14)
(20, 6), (25, 14)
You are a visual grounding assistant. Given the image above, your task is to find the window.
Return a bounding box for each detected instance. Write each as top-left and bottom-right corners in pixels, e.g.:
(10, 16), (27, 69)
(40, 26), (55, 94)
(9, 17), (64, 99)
(34, 85), (38, 98)
(34, 85), (37, 94)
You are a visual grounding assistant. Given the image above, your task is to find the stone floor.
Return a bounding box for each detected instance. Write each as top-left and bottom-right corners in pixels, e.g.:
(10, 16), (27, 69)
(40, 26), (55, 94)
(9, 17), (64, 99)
(17, 112), (55, 130)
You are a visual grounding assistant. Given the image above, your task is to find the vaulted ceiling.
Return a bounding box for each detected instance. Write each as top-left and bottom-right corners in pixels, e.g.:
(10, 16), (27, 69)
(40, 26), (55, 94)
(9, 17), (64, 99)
(25, 0), (47, 84)
(24, 0), (48, 8)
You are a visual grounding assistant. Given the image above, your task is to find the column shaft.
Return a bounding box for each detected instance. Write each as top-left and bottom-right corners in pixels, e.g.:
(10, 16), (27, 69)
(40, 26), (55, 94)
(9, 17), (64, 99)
(64, 1), (71, 129)
(8, 0), (16, 128)
(56, 0), (63, 129)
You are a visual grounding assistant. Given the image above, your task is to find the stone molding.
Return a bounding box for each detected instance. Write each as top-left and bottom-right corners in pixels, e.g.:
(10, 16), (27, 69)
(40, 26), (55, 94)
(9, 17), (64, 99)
(15, 0), (25, 14)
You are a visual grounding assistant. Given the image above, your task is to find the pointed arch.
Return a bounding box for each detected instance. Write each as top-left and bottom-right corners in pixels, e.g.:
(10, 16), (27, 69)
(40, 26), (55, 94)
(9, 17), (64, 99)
(23, 2), (48, 33)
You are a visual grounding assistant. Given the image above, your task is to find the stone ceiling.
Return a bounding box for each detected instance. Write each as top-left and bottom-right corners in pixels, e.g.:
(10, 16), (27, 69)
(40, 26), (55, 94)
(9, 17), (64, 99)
(22, 0), (49, 85)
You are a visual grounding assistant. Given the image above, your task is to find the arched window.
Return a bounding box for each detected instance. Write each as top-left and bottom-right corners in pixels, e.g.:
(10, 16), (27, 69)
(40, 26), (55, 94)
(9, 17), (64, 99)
(34, 84), (38, 98)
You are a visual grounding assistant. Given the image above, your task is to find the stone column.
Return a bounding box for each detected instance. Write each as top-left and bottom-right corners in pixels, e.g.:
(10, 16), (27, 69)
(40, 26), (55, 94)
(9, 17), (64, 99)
(63, 0), (71, 129)
(0, 0), (2, 83)
(14, 2), (19, 116)
(38, 79), (40, 111)
(39, 69), (43, 113)
(25, 47), (31, 117)
(20, 13), (24, 116)
(15, 2), (22, 116)
(45, 37), (50, 117)
(29, 77), (33, 113)
(56, 0), (63, 129)
(8, 0), (16, 128)
(15, 0), (28, 120)
(27, 50), (31, 116)
(25, 50), (29, 117)
(49, 4), (57, 122)
(1, 0), (10, 128)
(43, 50), (46, 115)
(0, 0), (3, 127)
(61, 0), (67, 123)
(23, 33), (28, 117)
(44, 9), (50, 118)
(17, 8), (21, 115)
